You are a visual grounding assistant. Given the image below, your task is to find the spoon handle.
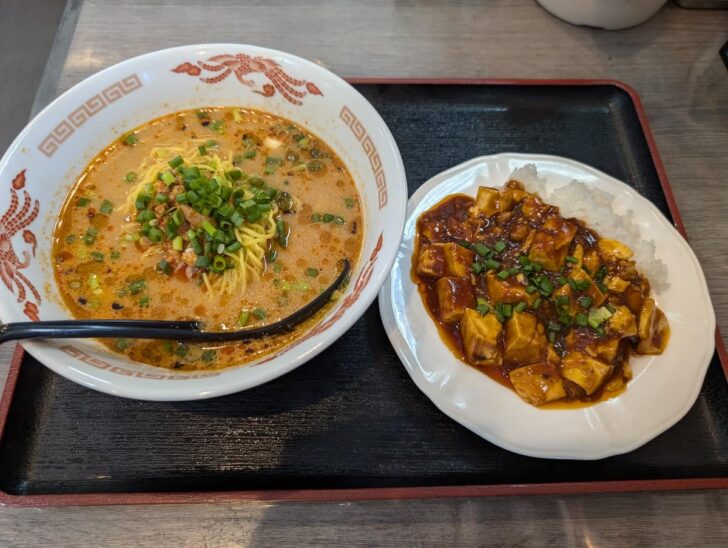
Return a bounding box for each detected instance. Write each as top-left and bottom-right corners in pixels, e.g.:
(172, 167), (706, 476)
(0, 258), (350, 345)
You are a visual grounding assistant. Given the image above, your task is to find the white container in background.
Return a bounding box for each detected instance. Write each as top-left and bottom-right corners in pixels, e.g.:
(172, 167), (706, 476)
(537, 0), (668, 30)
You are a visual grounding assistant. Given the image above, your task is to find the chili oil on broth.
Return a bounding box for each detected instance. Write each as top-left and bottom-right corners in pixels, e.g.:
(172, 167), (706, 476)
(52, 107), (363, 370)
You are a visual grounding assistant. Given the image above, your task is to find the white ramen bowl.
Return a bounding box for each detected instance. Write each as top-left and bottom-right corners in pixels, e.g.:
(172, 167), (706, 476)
(0, 44), (406, 400)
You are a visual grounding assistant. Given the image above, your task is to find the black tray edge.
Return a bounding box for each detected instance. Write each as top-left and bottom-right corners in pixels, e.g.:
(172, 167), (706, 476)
(1, 78), (726, 508)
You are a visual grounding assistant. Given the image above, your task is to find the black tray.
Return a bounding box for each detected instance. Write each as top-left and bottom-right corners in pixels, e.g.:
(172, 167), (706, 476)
(1, 80), (726, 506)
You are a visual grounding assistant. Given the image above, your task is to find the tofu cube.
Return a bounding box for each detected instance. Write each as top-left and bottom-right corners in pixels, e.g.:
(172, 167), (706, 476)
(471, 186), (515, 218)
(528, 216), (577, 271)
(637, 298), (670, 354)
(442, 242), (474, 277)
(597, 238), (634, 261)
(509, 364), (566, 406)
(606, 305), (637, 338)
(560, 351), (613, 395)
(436, 277), (475, 324)
(417, 243), (446, 277)
(486, 271), (535, 304)
(472, 187), (499, 217)
(564, 329), (619, 363)
(588, 337), (620, 363)
(504, 311), (547, 365)
(459, 308), (503, 366)
(521, 194), (547, 222)
(605, 276), (630, 293)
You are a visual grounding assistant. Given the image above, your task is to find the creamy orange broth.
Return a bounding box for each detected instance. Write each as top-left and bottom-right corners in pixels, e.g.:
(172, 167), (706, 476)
(52, 108), (363, 370)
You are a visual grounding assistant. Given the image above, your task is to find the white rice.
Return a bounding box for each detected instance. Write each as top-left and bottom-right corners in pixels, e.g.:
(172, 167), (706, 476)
(509, 164), (668, 291)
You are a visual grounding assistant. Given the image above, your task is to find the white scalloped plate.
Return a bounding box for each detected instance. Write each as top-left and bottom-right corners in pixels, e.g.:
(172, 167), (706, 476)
(379, 153), (714, 460)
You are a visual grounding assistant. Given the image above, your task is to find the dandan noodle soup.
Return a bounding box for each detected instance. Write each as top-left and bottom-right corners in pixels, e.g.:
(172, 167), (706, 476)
(52, 107), (363, 370)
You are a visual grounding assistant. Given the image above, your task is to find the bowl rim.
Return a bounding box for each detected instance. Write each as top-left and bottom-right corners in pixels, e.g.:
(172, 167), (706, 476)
(0, 43), (407, 400)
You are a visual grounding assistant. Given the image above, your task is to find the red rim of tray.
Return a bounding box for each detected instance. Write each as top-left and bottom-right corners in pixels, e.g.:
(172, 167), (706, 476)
(1, 78), (726, 507)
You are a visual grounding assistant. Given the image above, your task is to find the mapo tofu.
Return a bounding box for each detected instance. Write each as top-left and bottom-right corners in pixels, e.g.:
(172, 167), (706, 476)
(412, 181), (670, 407)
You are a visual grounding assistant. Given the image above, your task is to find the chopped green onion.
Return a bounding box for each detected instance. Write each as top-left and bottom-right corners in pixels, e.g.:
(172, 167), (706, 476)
(526, 285), (538, 294)
(99, 200), (114, 215)
(292, 163), (307, 172)
(155, 192), (168, 203)
(252, 307), (266, 320)
(533, 298), (542, 309)
(83, 227), (98, 245)
(497, 270), (510, 280)
(311, 213), (322, 222)
(307, 159), (325, 172)
(587, 306), (613, 329)
(128, 279), (146, 295)
(123, 133), (138, 146)
(579, 296), (593, 309)
(575, 313), (588, 327)
(548, 331), (556, 343)
(168, 155), (184, 169)
(276, 219), (289, 248)
(115, 338), (131, 350)
(494, 241), (507, 253)
(182, 166), (200, 179)
(198, 145), (207, 155)
(575, 279), (592, 291)
(157, 259), (172, 275)
(194, 256), (210, 268)
(148, 227), (163, 242)
(502, 304), (513, 318)
(484, 258), (501, 270)
(202, 220), (216, 236)
(88, 273), (100, 290)
(90, 251), (104, 262)
(226, 169), (243, 181)
(538, 276), (554, 295)
(110, 250), (121, 260)
(139, 296), (150, 308)
(124, 171), (137, 182)
(172, 235), (184, 251)
(473, 243), (492, 257)
(472, 262), (484, 274)
(476, 302), (490, 316)
(238, 310), (250, 326)
(596, 281), (608, 293)
(161, 171), (175, 185)
(556, 295), (570, 308)
(75, 197), (91, 207)
(565, 255), (578, 264)
(211, 256), (227, 271)
(345, 197), (355, 208)
(322, 213), (334, 223)
(514, 302), (527, 313)
(556, 275), (568, 287)
(495, 303), (505, 323)
(306, 268), (319, 277)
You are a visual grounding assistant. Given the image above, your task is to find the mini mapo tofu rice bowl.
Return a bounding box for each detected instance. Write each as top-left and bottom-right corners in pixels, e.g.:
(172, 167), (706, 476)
(0, 44), (406, 400)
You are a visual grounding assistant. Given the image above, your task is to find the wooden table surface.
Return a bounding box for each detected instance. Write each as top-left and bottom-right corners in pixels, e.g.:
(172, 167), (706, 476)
(1, 0), (727, 545)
